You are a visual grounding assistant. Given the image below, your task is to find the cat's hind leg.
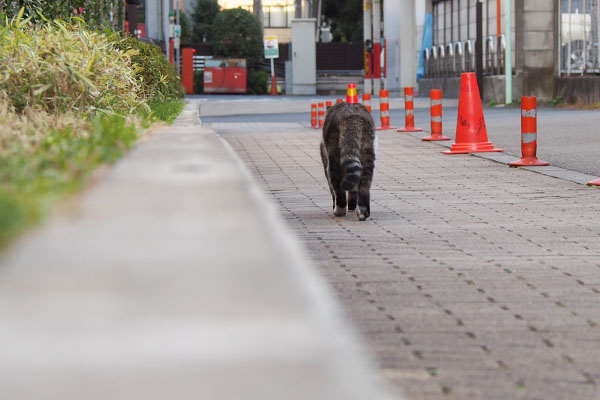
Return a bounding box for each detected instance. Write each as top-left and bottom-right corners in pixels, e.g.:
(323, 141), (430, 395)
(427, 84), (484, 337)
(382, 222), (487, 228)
(347, 190), (358, 212)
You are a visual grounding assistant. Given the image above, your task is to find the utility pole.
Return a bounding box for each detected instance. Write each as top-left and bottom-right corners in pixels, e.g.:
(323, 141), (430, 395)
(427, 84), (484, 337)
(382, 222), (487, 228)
(364, 0), (372, 95)
(373, 0), (381, 94)
(254, 0), (264, 34)
(163, 0), (170, 60)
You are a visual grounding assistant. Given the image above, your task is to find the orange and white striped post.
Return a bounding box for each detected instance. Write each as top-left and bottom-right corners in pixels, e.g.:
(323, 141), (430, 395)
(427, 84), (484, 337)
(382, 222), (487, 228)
(398, 87), (423, 132)
(509, 97), (549, 167)
(311, 103), (317, 129)
(362, 93), (372, 112)
(326, 100), (333, 114)
(346, 83), (359, 103)
(336, 98), (343, 103)
(423, 89), (450, 141)
(376, 90), (396, 130)
(318, 102), (325, 128)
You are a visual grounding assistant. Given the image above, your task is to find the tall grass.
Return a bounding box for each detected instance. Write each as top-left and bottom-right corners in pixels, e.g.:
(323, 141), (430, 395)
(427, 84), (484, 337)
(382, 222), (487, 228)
(0, 12), (185, 248)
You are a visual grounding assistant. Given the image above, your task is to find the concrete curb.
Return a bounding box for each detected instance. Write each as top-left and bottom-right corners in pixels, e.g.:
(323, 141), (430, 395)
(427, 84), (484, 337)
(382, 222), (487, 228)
(399, 129), (600, 186)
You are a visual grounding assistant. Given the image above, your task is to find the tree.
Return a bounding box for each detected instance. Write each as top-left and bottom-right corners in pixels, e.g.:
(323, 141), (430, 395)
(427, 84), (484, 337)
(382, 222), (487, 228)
(179, 11), (193, 44)
(322, 0), (362, 42)
(211, 8), (263, 66)
(253, 0), (263, 34)
(191, 0), (220, 42)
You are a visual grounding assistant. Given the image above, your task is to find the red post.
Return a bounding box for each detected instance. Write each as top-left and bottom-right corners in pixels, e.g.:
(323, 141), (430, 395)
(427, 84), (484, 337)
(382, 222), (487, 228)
(398, 87), (423, 132)
(181, 48), (195, 94)
(376, 90), (396, 130)
(318, 103), (325, 128)
(509, 97), (549, 166)
(362, 93), (372, 113)
(311, 104), (317, 128)
(423, 89), (450, 141)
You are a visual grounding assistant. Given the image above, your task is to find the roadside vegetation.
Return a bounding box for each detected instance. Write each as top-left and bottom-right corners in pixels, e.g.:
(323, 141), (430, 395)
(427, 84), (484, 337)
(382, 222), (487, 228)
(0, 10), (185, 248)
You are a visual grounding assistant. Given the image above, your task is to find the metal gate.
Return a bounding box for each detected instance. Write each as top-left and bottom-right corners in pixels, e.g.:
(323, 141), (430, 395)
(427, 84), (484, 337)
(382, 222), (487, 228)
(560, 0), (600, 75)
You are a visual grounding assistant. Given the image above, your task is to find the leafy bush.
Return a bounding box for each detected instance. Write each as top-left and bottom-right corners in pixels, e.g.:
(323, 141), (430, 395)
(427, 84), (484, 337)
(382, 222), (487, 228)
(1, 0), (122, 28)
(111, 35), (185, 101)
(0, 15), (144, 115)
(248, 70), (268, 94)
(194, 71), (204, 94)
(211, 8), (263, 67)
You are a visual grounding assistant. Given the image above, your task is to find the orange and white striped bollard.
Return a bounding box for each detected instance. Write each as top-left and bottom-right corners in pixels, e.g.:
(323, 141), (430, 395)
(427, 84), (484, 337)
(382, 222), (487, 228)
(336, 98), (343, 103)
(398, 87), (423, 132)
(362, 93), (372, 112)
(326, 100), (333, 114)
(509, 97), (549, 167)
(423, 89), (450, 141)
(318, 102), (325, 128)
(376, 90), (396, 130)
(311, 103), (317, 129)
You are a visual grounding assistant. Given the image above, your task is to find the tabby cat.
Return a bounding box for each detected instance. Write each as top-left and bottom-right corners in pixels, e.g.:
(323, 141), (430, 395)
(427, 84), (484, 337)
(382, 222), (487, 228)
(320, 102), (376, 221)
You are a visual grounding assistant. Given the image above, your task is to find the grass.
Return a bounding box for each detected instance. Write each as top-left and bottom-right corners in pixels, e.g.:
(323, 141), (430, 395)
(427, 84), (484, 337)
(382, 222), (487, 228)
(0, 98), (184, 249)
(147, 98), (185, 124)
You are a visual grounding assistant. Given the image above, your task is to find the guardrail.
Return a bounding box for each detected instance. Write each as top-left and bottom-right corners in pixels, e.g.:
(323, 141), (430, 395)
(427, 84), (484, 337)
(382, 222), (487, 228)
(423, 35), (508, 78)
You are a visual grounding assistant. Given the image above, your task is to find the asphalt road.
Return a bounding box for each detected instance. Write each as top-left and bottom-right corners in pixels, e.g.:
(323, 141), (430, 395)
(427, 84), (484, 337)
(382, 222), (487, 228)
(201, 102), (600, 178)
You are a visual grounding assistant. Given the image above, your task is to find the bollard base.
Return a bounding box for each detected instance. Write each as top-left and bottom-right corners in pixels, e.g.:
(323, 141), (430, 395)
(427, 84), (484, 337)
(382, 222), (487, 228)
(376, 125), (397, 131)
(423, 134), (451, 141)
(509, 157), (550, 167)
(398, 126), (423, 132)
(587, 178), (600, 186)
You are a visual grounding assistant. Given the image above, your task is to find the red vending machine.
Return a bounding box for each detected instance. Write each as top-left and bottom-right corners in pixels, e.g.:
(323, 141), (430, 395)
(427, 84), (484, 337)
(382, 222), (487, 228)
(203, 59), (247, 93)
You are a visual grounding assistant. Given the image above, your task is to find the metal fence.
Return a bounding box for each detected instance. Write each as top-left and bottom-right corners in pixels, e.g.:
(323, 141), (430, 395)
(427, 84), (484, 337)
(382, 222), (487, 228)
(560, 0), (600, 75)
(423, 35), (505, 78)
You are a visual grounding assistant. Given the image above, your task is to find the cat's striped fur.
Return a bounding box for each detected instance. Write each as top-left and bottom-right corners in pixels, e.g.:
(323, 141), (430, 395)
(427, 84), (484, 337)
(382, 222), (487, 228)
(320, 102), (376, 221)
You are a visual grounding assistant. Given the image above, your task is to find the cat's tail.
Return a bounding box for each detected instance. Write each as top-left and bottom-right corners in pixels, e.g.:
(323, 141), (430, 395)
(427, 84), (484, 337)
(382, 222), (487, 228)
(340, 152), (363, 191)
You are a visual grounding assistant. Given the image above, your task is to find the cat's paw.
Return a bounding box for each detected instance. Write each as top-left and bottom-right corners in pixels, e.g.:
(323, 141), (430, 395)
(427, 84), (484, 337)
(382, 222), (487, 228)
(334, 205), (347, 216)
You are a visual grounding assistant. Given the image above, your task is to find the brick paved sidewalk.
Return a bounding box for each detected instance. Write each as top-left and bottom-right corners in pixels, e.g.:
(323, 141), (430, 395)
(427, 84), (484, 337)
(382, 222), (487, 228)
(221, 122), (600, 400)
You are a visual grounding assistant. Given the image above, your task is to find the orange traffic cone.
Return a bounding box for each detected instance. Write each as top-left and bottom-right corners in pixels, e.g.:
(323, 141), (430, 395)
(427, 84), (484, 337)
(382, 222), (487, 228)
(336, 98), (343, 103)
(509, 97), (549, 167)
(588, 178), (600, 186)
(346, 83), (359, 103)
(423, 89), (450, 141)
(310, 103), (317, 128)
(442, 72), (503, 154)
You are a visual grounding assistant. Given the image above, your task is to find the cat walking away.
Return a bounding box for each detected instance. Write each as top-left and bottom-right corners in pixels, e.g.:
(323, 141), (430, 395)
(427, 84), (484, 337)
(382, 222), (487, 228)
(320, 102), (376, 221)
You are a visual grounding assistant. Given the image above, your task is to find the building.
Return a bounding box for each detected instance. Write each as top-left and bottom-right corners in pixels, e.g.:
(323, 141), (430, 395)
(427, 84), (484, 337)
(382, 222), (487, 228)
(402, 0), (599, 103)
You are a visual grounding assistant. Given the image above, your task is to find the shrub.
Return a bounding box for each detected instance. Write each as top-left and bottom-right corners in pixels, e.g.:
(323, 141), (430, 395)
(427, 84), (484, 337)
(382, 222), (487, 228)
(248, 70), (268, 94)
(111, 35), (185, 101)
(194, 71), (204, 94)
(211, 8), (263, 67)
(0, 15), (144, 115)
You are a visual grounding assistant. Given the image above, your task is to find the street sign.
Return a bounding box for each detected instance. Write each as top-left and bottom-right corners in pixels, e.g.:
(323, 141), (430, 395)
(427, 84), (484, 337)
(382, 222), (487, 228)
(264, 35), (279, 59)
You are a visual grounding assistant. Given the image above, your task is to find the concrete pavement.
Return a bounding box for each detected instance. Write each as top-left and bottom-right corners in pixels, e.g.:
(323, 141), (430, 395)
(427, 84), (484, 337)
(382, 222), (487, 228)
(209, 97), (600, 399)
(0, 103), (392, 399)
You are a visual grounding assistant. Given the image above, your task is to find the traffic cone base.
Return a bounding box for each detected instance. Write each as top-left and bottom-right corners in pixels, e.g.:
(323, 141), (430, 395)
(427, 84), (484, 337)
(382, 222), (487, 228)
(398, 126), (423, 132)
(587, 178), (600, 186)
(509, 156), (549, 167)
(422, 134), (451, 141)
(442, 142), (504, 154)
